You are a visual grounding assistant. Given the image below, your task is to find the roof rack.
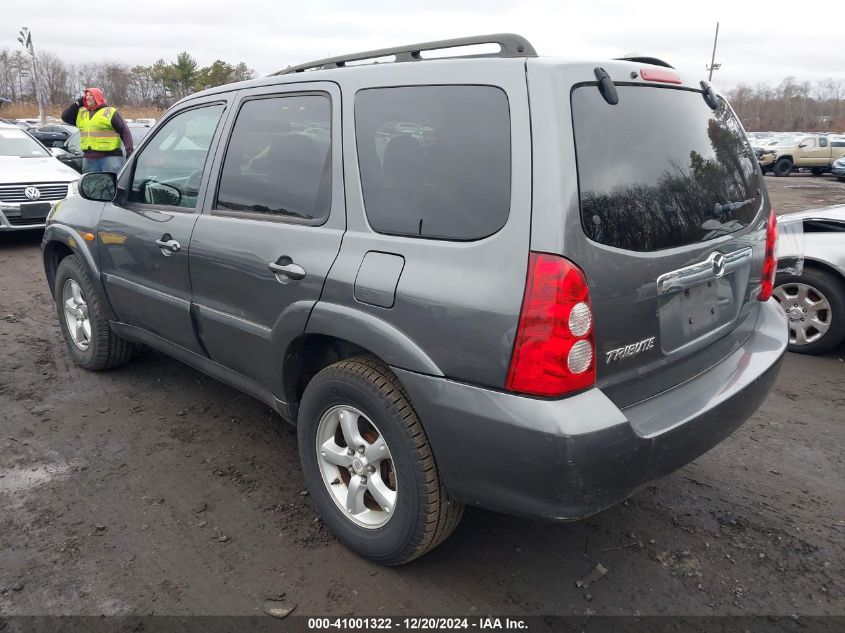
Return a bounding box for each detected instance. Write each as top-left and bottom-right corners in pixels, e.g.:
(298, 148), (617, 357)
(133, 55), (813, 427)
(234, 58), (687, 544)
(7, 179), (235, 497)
(615, 56), (674, 69)
(272, 33), (537, 76)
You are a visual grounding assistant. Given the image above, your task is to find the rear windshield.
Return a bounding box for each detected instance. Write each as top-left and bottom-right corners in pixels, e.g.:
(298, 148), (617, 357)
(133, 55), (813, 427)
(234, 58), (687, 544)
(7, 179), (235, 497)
(572, 85), (761, 251)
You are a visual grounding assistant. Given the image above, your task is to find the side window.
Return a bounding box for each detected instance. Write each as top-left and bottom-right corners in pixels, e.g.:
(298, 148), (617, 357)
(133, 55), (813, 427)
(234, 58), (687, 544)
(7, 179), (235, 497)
(819, 137), (828, 148)
(215, 94), (331, 222)
(355, 85), (511, 241)
(802, 137), (816, 148)
(129, 104), (224, 209)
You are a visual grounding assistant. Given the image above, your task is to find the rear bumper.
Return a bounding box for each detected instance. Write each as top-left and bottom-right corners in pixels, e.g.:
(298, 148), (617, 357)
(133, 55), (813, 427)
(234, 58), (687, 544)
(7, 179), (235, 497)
(394, 299), (787, 520)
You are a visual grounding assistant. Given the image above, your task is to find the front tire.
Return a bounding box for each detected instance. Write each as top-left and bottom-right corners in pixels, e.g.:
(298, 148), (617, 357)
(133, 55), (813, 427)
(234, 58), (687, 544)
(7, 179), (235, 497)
(773, 158), (793, 177)
(54, 254), (134, 370)
(773, 267), (845, 355)
(298, 357), (463, 565)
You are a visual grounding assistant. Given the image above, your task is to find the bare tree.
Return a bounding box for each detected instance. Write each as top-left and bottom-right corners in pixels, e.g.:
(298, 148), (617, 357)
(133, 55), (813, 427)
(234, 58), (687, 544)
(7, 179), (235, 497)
(37, 51), (72, 105)
(728, 78), (845, 131)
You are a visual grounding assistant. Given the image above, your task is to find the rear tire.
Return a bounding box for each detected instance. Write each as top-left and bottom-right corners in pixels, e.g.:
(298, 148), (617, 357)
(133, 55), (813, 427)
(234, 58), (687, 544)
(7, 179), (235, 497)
(773, 267), (845, 355)
(54, 255), (134, 370)
(298, 356), (463, 565)
(773, 158), (793, 177)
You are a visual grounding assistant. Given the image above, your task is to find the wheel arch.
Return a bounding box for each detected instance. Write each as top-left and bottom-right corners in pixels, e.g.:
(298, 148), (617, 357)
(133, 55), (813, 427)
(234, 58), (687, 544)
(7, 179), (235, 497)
(43, 224), (117, 321)
(284, 300), (445, 417)
(799, 258), (845, 287)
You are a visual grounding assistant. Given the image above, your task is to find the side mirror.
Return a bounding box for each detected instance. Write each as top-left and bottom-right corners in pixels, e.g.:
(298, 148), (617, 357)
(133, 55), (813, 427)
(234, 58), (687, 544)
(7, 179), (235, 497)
(49, 147), (68, 158)
(799, 143), (808, 148)
(80, 172), (117, 202)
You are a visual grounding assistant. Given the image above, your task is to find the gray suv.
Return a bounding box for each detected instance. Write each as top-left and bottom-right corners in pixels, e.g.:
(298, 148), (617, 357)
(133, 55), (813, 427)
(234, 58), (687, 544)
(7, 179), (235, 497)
(42, 34), (787, 565)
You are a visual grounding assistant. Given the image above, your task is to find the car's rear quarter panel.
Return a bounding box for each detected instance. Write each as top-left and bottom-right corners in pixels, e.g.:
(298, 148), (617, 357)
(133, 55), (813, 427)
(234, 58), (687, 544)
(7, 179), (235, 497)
(316, 59), (533, 388)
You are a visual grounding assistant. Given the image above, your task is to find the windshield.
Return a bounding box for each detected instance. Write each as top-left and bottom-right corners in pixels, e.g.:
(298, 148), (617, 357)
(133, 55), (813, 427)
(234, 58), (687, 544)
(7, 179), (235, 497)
(572, 85), (761, 252)
(0, 127), (50, 157)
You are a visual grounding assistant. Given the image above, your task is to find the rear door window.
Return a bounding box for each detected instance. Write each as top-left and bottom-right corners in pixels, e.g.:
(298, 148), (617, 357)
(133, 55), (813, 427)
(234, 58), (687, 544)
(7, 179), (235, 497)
(572, 85), (761, 252)
(215, 94), (332, 222)
(355, 85), (511, 240)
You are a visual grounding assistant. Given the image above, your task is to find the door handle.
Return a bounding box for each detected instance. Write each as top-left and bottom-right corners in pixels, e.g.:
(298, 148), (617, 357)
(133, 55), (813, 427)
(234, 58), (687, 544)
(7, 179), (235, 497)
(268, 259), (306, 280)
(155, 235), (181, 254)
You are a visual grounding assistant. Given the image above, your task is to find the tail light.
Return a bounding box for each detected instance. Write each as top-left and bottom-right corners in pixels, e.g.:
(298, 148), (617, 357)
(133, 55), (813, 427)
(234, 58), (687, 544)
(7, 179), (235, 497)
(758, 210), (778, 302)
(506, 253), (595, 397)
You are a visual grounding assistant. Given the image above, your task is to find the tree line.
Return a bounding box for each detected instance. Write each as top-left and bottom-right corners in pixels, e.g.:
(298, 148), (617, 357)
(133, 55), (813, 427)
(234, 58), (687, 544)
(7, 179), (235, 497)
(0, 49), (255, 108)
(726, 77), (844, 132)
(1, 48), (842, 132)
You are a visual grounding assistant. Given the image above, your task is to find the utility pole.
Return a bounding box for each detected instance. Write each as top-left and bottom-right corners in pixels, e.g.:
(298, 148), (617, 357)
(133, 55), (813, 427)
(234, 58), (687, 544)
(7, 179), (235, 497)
(17, 27), (45, 124)
(706, 22), (721, 83)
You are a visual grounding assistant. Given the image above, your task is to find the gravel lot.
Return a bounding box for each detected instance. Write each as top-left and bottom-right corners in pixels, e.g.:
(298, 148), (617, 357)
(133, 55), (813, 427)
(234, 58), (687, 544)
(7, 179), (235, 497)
(0, 174), (843, 618)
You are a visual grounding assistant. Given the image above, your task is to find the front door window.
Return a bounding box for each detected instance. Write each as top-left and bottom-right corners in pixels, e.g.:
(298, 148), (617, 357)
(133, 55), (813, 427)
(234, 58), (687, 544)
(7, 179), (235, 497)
(129, 104), (225, 209)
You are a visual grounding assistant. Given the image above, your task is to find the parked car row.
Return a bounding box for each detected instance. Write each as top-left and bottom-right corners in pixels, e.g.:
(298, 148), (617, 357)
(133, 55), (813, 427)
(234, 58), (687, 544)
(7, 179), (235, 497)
(0, 120), (80, 231)
(0, 116), (150, 231)
(51, 124), (153, 172)
(29, 124), (75, 146)
(748, 131), (845, 177)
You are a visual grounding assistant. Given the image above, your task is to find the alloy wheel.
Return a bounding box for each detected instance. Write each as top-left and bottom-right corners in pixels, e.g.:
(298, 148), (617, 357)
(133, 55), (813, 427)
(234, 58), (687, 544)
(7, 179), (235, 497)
(772, 282), (832, 345)
(62, 279), (92, 351)
(315, 405), (398, 529)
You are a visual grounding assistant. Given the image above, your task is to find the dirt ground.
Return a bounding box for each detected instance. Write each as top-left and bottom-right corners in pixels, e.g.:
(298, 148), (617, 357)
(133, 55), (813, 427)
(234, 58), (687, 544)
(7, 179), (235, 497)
(767, 171), (845, 215)
(0, 175), (843, 619)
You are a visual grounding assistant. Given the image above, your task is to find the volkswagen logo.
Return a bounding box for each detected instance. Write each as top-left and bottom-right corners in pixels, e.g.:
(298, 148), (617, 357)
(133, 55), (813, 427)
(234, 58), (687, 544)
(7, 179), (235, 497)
(711, 253), (727, 278)
(24, 186), (41, 201)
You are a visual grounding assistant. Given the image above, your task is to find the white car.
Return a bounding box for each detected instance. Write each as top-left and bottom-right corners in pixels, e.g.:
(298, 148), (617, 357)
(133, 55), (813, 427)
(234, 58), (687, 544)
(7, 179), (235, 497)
(774, 206), (845, 354)
(0, 121), (80, 231)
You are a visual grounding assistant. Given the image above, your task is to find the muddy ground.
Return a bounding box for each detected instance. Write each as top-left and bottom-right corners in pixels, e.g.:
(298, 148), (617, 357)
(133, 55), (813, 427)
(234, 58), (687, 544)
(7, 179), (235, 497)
(0, 174), (843, 618)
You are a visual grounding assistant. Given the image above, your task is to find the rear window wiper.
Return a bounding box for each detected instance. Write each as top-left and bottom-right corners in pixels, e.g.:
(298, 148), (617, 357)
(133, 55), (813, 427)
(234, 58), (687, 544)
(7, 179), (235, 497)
(713, 198), (753, 217)
(594, 67), (618, 105)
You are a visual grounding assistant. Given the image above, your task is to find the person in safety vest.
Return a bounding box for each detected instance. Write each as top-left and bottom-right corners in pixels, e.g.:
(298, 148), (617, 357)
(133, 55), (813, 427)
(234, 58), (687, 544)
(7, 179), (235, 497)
(61, 88), (134, 173)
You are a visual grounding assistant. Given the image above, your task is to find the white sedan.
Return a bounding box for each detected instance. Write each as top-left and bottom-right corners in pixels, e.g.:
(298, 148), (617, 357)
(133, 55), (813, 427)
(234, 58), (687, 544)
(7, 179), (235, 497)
(0, 121), (80, 231)
(774, 206), (845, 354)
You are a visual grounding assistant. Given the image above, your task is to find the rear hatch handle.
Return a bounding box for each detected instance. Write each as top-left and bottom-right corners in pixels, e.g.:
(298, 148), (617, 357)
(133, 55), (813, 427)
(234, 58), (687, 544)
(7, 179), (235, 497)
(657, 248), (752, 296)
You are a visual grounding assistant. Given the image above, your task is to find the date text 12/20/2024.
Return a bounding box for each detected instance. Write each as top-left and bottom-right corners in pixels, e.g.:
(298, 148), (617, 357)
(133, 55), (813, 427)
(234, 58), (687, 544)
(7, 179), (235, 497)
(307, 617), (529, 630)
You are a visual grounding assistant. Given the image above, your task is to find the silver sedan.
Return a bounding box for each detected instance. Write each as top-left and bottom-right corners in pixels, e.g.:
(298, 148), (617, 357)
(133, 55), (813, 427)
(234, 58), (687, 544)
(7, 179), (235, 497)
(774, 205), (845, 354)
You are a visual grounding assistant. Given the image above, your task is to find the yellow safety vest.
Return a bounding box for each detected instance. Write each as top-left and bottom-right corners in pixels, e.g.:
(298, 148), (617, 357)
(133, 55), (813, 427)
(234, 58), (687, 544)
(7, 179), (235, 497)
(76, 106), (121, 152)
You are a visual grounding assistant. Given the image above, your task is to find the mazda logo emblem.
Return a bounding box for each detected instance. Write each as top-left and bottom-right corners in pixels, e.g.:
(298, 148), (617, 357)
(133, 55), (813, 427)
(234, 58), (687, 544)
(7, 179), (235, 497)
(24, 186), (41, 201)
(711, 253), (726, 277)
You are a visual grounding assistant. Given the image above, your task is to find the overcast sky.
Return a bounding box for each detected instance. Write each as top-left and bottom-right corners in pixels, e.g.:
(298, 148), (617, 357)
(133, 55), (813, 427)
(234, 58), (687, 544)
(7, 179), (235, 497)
(6, 0), (845, 91)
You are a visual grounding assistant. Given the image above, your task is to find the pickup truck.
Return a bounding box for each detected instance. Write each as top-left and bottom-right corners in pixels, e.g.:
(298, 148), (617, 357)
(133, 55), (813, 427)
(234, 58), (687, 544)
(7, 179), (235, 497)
(758, 135), (845, 176)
